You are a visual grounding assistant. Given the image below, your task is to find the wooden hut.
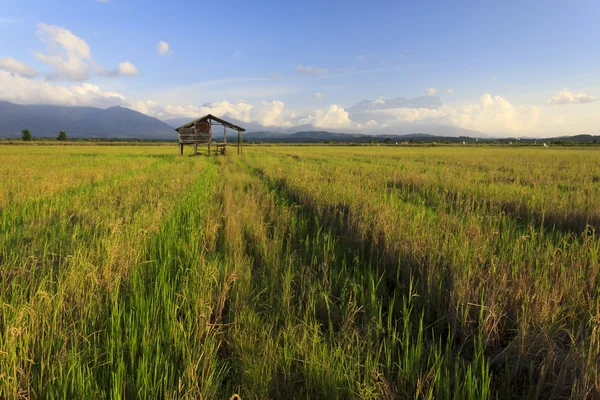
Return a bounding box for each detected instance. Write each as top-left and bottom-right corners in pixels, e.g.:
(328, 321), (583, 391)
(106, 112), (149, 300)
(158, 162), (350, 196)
(175, 114), (245, 156)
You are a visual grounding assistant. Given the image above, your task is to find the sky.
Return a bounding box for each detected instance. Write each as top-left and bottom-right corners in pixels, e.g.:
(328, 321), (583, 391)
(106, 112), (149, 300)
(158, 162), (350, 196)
(0, 0), (598, 137)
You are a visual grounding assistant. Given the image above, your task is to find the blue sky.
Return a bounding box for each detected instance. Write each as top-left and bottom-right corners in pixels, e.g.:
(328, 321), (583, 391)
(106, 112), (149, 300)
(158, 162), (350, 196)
(0, 0), (598, 136)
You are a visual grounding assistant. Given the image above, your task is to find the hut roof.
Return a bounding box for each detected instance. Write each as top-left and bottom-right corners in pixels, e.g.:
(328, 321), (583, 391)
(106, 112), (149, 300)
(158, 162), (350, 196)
(175, 114), (246, 132)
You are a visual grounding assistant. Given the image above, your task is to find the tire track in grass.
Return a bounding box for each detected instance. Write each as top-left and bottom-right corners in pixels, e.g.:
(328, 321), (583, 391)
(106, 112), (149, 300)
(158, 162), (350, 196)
(227, 158), (492, 399)
(102, 160), (235, 398)
(388, 178), (600, 237)
(265, 147), (600, 237)
(240, 153), (595, 399)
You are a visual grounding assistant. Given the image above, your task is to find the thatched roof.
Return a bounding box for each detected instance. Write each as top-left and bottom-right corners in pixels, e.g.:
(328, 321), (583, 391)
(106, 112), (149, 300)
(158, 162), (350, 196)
(175, 114), (246, 132)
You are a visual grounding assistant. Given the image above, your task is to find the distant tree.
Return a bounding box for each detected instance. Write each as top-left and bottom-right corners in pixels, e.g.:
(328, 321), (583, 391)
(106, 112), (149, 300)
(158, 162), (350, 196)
(57, 131), (68, 141)
(369, 137), (375, 146)
(383, 137), (392, 143)
(21, 129), (32, 141)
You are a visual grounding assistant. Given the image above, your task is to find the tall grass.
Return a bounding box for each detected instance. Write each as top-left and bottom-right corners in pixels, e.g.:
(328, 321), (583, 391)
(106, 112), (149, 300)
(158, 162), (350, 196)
(1, 145), (599, 398)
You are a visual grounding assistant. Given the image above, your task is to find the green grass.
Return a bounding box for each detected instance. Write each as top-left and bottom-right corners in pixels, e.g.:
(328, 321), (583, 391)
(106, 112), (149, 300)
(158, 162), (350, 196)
(1, 145), (599, 399)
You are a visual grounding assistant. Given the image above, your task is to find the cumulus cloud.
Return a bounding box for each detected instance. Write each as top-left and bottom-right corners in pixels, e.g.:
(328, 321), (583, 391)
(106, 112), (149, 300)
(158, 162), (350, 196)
(425, 87), (439, 95)
(132, 100), (356, 130)
(130, 99), (294, 127)
(112, 61), (139, 76)
(157, 41), (170, 55)
(35, 23), (102, 80)
(370, 93), (541, 134)
(0, 57), (37, 77)
(312, 92), (324, 100)
(548, 89), (596, 105)
(295, 64), (328, 75)
(446, 89), (454, 94)
(0, 70), (127, 107)
(300, 104), (353, 129)
(34, 23), (138, 81)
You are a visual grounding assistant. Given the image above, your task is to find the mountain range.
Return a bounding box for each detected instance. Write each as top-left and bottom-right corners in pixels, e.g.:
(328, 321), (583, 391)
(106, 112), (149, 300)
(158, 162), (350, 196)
(0, 101), (175, 139)
(0, 101), (597, 143)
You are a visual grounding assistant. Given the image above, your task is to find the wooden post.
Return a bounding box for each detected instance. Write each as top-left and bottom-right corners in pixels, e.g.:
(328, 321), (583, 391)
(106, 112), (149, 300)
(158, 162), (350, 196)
(193, 124), (197, 155)
(208, 120), (212, 156)
(237, 130), (240, 155)
(240, 131), (243, 155)
(223, 125), (227, 155)
(179, 143), (183, 156)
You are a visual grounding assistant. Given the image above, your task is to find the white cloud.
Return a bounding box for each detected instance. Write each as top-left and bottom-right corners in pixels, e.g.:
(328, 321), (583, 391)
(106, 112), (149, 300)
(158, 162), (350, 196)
(34, 22), (137, 81)
(252, 100), (290, 126)
(157, 41), (170, 55)
(371, 94), (542, 134)
(295, 64), (328, 75)
(130, 99), (294, 127)
(35, 23), (101, 81)
(446, 89), (454, 94)
(0, 58), (37, 77)
(300, 104), (353, 129)
(548, 89), (596, 105)
(373, 97), (385, 105)
(366, 119), (378, 126)
(0, 70), (126, 107)
(114, 61), (139, 76)
(312, 92), (324, 100)
(425, 87), (439, 95)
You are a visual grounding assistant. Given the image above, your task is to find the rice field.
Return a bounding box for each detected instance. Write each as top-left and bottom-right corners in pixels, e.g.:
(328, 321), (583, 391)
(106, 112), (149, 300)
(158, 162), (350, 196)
(1, 144), (600, 399)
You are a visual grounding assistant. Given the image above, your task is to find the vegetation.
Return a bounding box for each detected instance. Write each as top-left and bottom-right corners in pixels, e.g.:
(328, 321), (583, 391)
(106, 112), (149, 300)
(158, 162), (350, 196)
(1, 145), (600, 399)
(57, 131), (68, 141)
(21, 129), (32, 141)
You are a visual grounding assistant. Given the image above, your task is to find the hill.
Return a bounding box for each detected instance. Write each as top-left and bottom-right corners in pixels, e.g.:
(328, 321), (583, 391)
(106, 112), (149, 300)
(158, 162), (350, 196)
(0, 101), (176, 139)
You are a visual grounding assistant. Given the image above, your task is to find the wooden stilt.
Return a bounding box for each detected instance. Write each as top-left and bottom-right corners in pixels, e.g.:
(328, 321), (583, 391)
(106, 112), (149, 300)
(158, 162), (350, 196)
(208, 120), (212, 156)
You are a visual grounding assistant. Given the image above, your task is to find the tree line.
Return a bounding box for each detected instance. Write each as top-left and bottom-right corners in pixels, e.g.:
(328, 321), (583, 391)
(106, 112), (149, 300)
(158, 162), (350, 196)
(21, 129), (68, 141)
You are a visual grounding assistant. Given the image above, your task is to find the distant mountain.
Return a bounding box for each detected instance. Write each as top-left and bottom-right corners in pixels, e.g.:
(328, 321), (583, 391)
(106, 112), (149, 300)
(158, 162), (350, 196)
(0, 101), (176, 139)
(1, 101), (596, 143)
(244, 130), (600, 143)
(245, 131), (489, 143)
(556, 134), (600, 142)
